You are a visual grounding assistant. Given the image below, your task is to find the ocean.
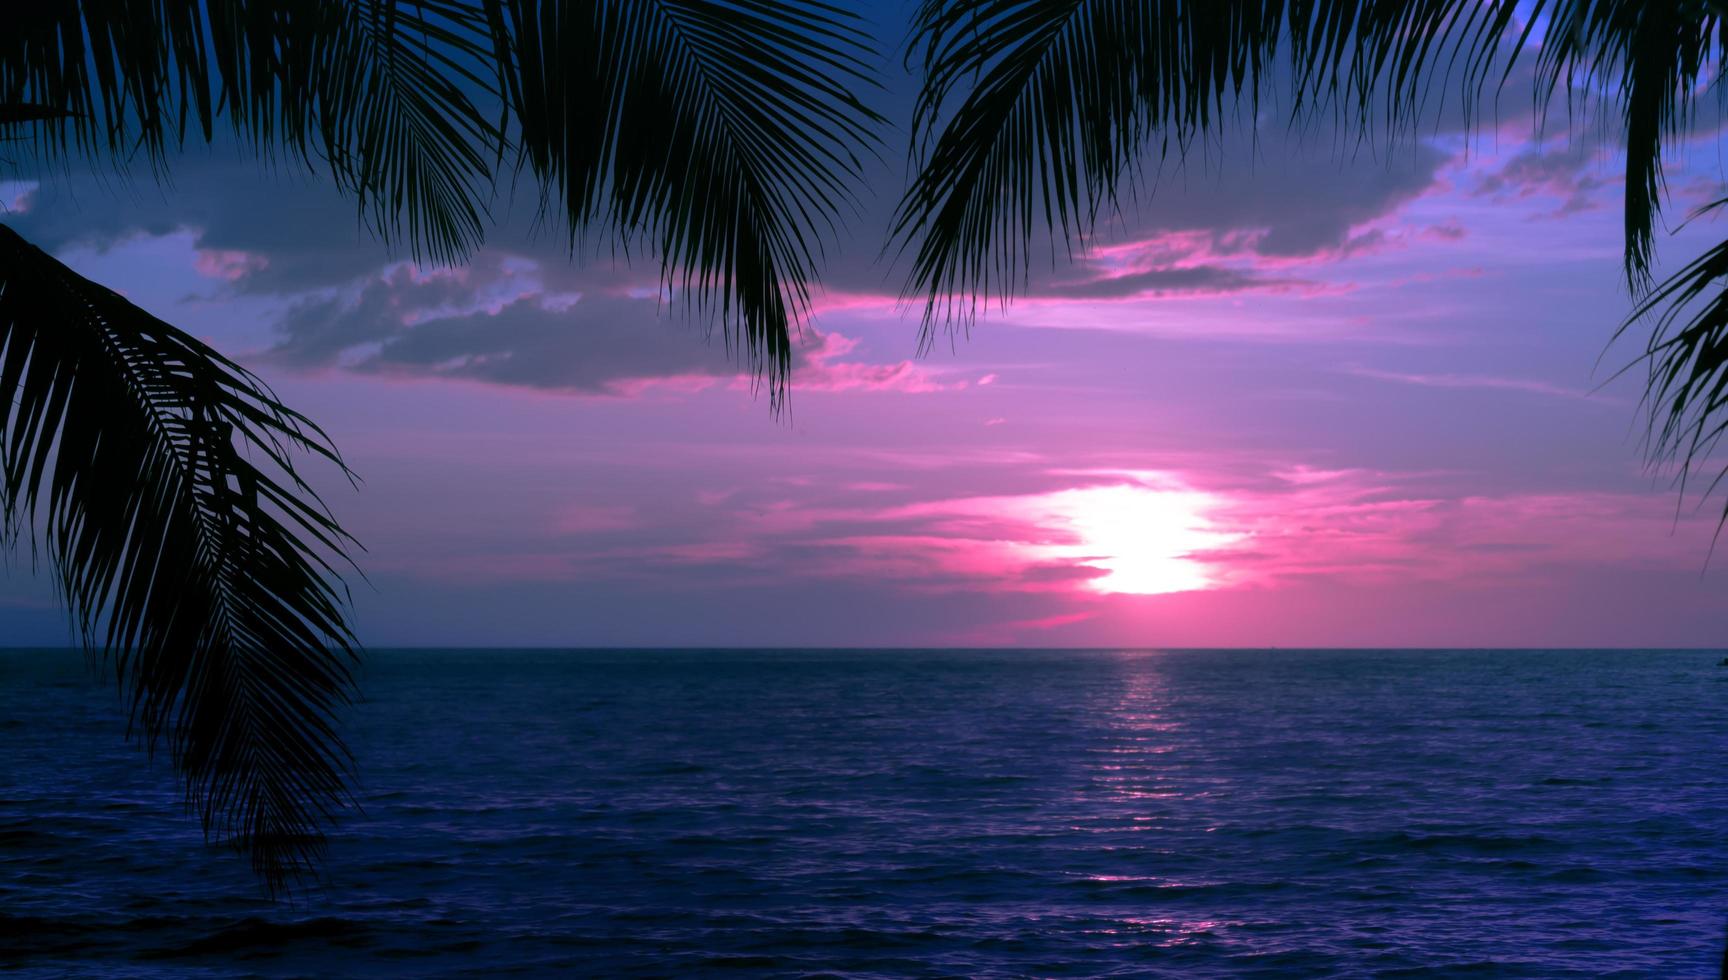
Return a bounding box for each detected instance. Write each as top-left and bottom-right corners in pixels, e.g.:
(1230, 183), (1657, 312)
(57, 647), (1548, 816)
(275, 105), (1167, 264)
(2, 648), (1725, 977)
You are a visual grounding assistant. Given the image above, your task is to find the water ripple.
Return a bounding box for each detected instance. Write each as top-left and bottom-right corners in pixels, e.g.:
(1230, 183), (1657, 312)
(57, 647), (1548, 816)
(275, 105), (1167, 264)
(2, 647), (1725, 976)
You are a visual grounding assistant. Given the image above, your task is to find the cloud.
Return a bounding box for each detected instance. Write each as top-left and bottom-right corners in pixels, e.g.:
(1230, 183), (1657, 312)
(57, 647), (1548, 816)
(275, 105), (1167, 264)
(1121, 134), (1450, 258)
(1474, 139), (1616, 217)
(267, 251), (953, 396)
(193, 247), (270, 281)
(1007, 133), (1456, 304)
(1044, 263), (1303, 300)
(1201, 467), (1698, 586)
(1343, 364), (1611, 402)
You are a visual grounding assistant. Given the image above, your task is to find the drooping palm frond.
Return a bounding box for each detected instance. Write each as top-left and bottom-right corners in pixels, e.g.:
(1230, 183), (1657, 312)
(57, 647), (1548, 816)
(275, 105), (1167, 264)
(0, 223), (359, 893)
(895, 0), (1177, 333)
(1517, 1), (1725, 288)
(0, 1), (499, 264)
(2, 1), (886, 393)
(895, 0), (1524, 332)
(492, 0), (884, 401)
(896, 0), (1726, 327)
(1621, 200), (1728, 511)
(0, 103), (75, 127)
(302, 0), (500, 264)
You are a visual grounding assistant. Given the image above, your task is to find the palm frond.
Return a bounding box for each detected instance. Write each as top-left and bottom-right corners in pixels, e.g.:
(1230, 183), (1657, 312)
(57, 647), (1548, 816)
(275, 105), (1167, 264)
(894, 0), (1501, 332)
(1619, 202), (1728, 519)
(894, 0), (1728, 329)
(895, 0), (1194, 333)
(0, 103), (76, 127)
(297, 1), (500, 264)
(0, 223), (360, 894)
(1519, 1), (1724, 288)
(0, 1), (499, 264)
(494, 0), (885, 402)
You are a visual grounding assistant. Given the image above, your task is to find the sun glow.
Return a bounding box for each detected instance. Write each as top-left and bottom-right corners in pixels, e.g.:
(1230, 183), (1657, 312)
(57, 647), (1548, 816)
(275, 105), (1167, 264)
(1035, 484), (1243, 596)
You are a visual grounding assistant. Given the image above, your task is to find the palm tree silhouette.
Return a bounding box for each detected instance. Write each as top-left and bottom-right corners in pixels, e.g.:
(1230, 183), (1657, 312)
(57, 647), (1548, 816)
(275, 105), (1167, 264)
(895, 0), (1728, 503)
(0, 1), (881, 891)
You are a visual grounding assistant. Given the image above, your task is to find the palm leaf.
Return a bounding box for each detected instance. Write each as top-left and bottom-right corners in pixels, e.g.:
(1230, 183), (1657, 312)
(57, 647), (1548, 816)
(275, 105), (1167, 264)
(893, 0), (1524, 333)
(1619, 201), (1728, 522)
(0, 1), (499, 264)
(492, 0), (885, 402)
(2, 1), (886, 393)
(1518, 1), (1724, 288)
(0, 103), (75, 126)
(0, 223), (360, 894)
(296, 0), (500, 264)
(894, 1), (1728, 323)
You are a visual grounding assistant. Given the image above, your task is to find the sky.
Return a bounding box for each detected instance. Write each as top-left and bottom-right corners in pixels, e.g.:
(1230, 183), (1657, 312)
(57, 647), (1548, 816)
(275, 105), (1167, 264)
(3, 14), (1728, 648)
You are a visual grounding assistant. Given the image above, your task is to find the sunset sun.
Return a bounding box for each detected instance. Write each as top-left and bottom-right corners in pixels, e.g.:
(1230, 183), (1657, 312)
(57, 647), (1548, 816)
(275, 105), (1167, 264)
(1038, 483), (1243, 596)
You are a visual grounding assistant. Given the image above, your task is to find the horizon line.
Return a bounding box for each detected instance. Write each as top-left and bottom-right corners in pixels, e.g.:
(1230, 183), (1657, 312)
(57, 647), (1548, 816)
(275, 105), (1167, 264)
(3, 645), (1724, 653)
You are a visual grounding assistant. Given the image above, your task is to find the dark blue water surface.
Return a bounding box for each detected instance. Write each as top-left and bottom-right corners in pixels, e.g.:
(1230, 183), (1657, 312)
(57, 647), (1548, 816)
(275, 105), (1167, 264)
(3, 648), (1727, 977)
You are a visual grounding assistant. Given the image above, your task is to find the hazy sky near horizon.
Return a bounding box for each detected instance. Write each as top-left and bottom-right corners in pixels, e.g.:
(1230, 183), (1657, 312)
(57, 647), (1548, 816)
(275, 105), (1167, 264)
(4, 10), (1728, 647)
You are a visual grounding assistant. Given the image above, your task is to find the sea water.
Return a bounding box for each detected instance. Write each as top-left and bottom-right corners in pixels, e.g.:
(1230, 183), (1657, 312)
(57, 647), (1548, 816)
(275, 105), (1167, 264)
(2, 648), (1726, 977)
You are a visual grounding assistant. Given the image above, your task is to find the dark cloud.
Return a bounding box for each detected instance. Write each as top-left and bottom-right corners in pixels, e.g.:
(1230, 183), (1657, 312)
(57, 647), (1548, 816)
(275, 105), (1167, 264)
(1109, 133), (1450, 258)
(269, 266), (476, 369)
(23, 12), (1668, 318)
(355, 293), (735, 393)
(270, 257), (740, 393)
(267, 253), (945, 395)
(1043, 263), (1302, 300)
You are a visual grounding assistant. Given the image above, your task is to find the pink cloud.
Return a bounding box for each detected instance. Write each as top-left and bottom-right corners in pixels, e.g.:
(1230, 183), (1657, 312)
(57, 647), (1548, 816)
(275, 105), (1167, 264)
(634, 541), (765, 564)
(1471, 140), (1621, 219)
(1206, 470), (1701, 588)
(784, 329), (960, 394)
(790, 358), (950, 394)
(194, 247), (269, 281)
(1343, 364), (1611, 402)
(370, 454), (1716, 626)
(1055, 214), (1459, 299)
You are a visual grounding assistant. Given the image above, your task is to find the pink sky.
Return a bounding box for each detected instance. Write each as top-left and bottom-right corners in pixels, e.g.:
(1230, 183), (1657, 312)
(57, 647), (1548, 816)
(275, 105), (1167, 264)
(2, 66), (1727, 647)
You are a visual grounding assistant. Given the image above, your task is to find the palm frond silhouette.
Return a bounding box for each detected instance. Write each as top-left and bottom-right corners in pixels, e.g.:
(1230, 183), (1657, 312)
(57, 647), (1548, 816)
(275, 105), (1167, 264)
(0, 0), (882, 890)
(0, 227), (361, 892)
